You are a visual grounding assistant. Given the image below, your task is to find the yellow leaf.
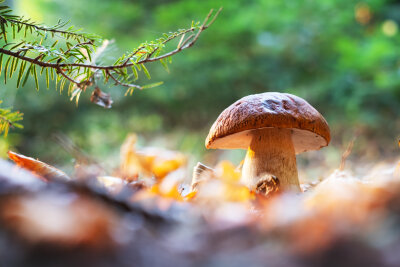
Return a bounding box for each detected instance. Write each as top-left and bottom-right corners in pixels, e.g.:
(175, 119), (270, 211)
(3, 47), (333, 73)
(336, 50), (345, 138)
(120, 134), (187, 180)
(215, 160), (241, 182)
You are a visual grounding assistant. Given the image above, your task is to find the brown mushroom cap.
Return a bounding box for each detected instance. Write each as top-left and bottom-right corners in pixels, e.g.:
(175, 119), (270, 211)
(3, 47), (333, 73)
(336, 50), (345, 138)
(205, 92), (331, 154)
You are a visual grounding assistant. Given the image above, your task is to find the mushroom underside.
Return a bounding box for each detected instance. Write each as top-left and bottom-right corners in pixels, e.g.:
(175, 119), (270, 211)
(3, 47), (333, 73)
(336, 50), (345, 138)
(206, 127), (327, 154)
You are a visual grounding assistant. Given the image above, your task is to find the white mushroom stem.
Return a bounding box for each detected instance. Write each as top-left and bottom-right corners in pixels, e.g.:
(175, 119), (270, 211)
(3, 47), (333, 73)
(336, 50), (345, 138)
(241, 128), (300, 192)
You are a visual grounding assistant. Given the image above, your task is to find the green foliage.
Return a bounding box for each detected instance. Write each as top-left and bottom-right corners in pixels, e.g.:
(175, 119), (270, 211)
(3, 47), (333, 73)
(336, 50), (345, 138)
(0, 0), (219, 136)
(7, 0), (400, 165)
(0, 101), (23, 137)
(0, 2), (217, 96)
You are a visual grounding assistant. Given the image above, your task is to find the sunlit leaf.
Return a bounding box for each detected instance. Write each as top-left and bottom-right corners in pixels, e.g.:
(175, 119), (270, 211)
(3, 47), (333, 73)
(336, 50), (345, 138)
(8, 150), (70, 182)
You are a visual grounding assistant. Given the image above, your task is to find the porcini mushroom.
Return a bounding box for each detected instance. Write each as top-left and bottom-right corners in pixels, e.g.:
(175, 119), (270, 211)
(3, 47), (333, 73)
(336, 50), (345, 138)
(205, 92), (330, 193)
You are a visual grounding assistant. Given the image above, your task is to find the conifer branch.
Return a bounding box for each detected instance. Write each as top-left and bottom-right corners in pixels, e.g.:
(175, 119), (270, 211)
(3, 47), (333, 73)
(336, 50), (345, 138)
(0, 9), (219, 70)
(0, 1), (221, 135)
(0, 8), (221, 91)
(3, 17), (97, 42)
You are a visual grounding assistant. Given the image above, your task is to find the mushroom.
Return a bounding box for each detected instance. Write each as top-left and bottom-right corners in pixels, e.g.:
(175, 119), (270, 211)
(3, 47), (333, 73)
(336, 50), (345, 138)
(205, 92), (330, 193)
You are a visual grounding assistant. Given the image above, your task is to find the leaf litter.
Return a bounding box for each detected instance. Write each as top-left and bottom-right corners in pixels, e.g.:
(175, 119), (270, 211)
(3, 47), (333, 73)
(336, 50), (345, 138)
(2, 133), (400, 266)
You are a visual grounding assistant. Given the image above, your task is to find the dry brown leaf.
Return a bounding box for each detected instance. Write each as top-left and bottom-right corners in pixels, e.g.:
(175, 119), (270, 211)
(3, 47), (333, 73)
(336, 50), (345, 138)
(8, 151), (70, 182)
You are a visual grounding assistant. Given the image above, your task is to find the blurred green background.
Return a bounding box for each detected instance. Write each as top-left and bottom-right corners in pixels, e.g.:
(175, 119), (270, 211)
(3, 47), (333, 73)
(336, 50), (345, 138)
(1, 0), (400, 176)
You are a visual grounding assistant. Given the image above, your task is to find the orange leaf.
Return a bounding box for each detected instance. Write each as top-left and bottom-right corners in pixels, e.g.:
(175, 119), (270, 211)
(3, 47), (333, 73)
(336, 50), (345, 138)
(8, 151), (70, 182)
(120, 134), (187, 180)
(184, 191), (197, 201)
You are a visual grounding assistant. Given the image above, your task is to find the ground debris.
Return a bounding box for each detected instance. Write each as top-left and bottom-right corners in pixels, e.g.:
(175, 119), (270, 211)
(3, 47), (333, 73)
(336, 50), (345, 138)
(2, 151), (400, 266)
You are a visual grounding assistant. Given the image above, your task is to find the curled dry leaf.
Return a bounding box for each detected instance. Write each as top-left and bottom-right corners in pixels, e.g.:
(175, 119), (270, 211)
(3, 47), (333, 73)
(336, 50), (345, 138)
(8, 151), (70, 182)
(191, 162), (215, 191)
(90, 87), (113, 108)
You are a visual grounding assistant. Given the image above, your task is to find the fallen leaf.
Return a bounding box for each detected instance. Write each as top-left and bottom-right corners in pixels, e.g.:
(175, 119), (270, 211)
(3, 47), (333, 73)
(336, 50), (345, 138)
(8, 151), (70, 182)
(120, 134), (187, 180)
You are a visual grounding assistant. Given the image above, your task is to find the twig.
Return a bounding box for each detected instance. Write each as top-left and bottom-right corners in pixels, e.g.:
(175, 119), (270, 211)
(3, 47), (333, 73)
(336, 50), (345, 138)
(2, 16), (95, 41)
(106, 70), (142, 89)
(57, 67), (80, 84)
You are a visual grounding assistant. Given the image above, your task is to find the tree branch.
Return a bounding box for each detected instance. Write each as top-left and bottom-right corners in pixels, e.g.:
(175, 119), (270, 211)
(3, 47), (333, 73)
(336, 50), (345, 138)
(0, 8), (222, 90)
(1, 16), (96, 42)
